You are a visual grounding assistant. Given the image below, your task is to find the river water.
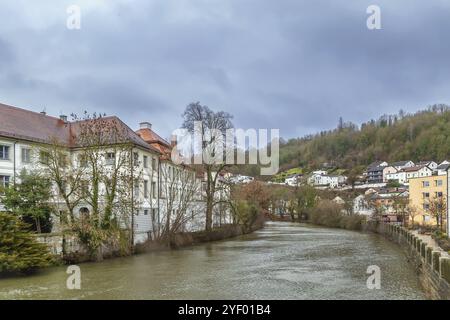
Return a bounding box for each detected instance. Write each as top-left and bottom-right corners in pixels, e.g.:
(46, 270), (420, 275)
(0, 222), (425, 300)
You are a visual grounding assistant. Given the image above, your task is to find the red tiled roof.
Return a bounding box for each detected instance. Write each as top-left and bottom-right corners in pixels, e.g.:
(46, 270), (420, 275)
(136, 127), (172, 156)
(0, 102), (159, 153)
(0, 102), (72, 144)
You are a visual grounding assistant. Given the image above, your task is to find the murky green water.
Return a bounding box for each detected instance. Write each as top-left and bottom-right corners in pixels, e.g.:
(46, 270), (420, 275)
(0, 222), (425, 299)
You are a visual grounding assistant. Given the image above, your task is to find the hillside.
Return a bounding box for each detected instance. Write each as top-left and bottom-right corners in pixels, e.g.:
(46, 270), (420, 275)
(278, 104), (450, 172)
(232, 104), (450, 177)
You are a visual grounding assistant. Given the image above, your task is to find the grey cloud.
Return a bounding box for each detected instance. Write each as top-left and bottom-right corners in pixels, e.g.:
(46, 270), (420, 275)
(0, 1), (450, 139)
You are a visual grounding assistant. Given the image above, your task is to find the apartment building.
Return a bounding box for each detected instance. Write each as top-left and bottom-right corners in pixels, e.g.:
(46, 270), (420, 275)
(409, 174), (447, 226)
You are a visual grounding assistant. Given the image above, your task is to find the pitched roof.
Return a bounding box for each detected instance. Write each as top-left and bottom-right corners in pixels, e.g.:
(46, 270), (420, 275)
(401, 165), (429, 172)
(368, 161), (386, 169)
(0, 102), (72, 144)
(391, 160), (413, 167)
(437, 163), (450, 170)
(0, 102), (159, 153)
(136, 127), (172, 156)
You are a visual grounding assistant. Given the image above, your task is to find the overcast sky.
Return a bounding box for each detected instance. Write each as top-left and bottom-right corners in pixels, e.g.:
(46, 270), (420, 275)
(1, 0), (450, 140)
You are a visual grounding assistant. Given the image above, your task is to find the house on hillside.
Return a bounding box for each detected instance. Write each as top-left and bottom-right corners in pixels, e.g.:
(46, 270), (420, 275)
(436, 163), (450, 176)
(385, 165), (433, 185)
(417, 161), (438, 170)
(382, 165), (398, 182)
(391, 160), (415, 170)
(308, 172), (346, 188)
(366, 161), (388, 183)
(369, 187), (409, 223)
(285, 174), (301, 186)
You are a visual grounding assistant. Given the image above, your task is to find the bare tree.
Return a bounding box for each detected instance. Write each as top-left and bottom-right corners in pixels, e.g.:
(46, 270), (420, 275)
(181, 102), (234, 231)
(42, 114), (143, 259)
(157, 161), (201, 245)
(428, 196), (446, 231)
(407, 204), (420, 228)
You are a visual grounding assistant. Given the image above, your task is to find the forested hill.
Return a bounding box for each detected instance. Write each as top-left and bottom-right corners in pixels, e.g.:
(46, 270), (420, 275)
(277, 104), (450, 172)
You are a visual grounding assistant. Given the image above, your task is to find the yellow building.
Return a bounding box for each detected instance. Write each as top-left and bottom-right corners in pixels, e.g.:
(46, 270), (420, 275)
(408, 174), (447, 227)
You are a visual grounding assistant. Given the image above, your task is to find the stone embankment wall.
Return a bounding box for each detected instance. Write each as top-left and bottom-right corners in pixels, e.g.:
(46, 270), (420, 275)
(365, 222), (450, 300)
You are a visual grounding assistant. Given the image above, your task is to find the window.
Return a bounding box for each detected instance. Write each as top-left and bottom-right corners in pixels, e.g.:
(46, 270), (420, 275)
(78, 154), (88, 168)
(40, 151), (50, 165)
(422, 192), (430, 198)
(144, 180), (149, 198)
(21, 148), (32, 163)
(0, 145), (10, 160)
(106, 152), (115, 165)
(143, 155), (148, 168)
(152, 158), (156, 170)
(0, 175), (10, 190)
(152, 181), (156, 198)
(144, 209), (149, 215)
(133, 152), (139, 167)
(134, 180), (139, 198)
(422, 181), (430, 187)
(436, 180), (443, 187)
(423, 204), (430, 210)
(58, 154), (68, 167)
(436, 192), (443, 198)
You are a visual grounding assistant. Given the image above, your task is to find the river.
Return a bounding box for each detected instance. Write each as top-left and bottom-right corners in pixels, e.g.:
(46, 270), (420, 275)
(0, 222), (425, 299)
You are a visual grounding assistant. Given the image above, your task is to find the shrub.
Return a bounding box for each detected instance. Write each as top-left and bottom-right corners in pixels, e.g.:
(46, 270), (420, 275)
(0, 212), (55, 274)
(309, 200), (365, 231)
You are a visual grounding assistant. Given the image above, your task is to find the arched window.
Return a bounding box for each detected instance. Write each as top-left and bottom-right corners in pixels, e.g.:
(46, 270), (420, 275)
(79, 207), (90, 220)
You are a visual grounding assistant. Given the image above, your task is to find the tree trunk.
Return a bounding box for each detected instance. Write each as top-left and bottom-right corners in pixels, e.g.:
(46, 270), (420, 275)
(36, 218), (41, 234)
(205, 200), (213, 231)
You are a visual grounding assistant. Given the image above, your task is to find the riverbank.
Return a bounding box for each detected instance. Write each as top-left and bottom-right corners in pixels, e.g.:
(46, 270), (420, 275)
(136, 215), (266, 253)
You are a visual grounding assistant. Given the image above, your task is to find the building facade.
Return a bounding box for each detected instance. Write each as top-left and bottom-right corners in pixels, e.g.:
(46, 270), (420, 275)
(409, 174), (447, 227)
(0, 103), (232, 244)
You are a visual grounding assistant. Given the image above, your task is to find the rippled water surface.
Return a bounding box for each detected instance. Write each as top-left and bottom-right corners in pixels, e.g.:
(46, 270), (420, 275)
(0, 222), (425, 299)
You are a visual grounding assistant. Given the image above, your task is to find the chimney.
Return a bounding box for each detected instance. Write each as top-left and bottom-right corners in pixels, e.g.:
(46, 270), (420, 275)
(40, 111), (46, 115)
(140, 122), (152, 129)
(171, 134), (177, 148)
(60, 115), (68, 123)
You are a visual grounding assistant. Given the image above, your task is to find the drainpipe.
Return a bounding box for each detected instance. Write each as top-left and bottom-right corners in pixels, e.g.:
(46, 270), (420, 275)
(13, 141), (17, 183)
(130, 147), (135, 248)
(157, 157), (161, 235)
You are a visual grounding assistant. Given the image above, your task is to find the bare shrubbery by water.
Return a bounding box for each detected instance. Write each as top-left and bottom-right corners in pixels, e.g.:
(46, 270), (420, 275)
(308, 200), (366, 231)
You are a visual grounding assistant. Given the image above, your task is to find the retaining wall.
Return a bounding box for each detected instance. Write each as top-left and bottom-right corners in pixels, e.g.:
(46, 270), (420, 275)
(365, 222), (450, 300)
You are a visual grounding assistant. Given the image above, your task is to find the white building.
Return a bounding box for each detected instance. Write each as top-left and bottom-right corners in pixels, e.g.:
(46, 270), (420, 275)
(285, 174), (301, 187)
(308, 172), (346, 188)
(384, 165), (432, 185)
(0, 103), (232, 244)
